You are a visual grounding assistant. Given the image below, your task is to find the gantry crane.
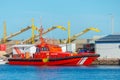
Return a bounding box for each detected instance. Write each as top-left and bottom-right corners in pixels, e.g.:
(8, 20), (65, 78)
(0, 26), (31, 43)
(0, 21), (32, 43)
(0, 19), (66, 44)
(21, 18), (66, 44)
(66, 27), (100, 43)
(61, 22), (100, 44)
(22, 24), (66, 44)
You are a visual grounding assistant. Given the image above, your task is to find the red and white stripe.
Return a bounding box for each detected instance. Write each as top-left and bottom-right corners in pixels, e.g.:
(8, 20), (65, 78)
(13, 47), (22, 54)
(77, 57), (88, 65)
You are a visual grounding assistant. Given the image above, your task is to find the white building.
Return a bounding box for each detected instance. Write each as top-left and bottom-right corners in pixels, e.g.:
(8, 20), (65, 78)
(95, 35), (120, 59)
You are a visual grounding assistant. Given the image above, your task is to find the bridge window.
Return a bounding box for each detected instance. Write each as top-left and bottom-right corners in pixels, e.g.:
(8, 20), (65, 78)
(41, 47), (49, 51)
(36, 47), (40, 52)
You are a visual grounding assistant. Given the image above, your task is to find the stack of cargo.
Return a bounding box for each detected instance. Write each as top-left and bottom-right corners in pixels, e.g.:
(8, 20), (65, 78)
(0, 44), (6, 51)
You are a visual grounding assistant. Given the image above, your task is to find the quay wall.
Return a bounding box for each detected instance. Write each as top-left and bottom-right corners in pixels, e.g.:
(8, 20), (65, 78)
(92, 58), (120, 65)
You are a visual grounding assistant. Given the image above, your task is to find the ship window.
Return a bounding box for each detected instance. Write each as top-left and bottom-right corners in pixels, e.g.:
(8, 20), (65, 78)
(36, 47), (40, 52)
(41, 47), (44, 51)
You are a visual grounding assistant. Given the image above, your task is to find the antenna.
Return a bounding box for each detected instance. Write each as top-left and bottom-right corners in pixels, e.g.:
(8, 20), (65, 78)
(111, 15), (114, 34)
(40, 17), (42, 28)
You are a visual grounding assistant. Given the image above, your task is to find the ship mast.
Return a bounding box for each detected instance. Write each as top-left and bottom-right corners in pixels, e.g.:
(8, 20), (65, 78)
(39, 19), (45, 44)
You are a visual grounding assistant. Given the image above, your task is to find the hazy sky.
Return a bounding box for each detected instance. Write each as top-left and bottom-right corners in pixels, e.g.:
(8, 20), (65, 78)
(0, 0), (120, 40)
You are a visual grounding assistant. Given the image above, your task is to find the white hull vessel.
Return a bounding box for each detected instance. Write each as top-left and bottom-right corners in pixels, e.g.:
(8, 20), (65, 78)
(0, 59), (8, 64)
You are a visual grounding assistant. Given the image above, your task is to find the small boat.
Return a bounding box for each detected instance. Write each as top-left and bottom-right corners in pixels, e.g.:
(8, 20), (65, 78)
(0, 59), (8, 64)
(8, 27), (100, 66)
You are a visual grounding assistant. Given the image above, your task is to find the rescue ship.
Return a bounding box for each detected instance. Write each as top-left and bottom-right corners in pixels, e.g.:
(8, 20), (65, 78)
(8, 27), (100, 66)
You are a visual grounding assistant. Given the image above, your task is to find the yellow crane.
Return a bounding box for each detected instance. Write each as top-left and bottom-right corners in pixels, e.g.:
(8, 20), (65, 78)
(0, 19), (36, 43)
(6, 26), (31, 39)
(3, 21), (7, 43)
(0, 19), (66, 44)
(22, 25), (66, 44)
(68, 27), (100, 42)
(68, 21), (71, 44)
(61, 23), (100, 44)
(0, 20), (36, 44)
(0, 26), (31, 43)
(31, 19), (35, 44)
(22, 18), (66, 44)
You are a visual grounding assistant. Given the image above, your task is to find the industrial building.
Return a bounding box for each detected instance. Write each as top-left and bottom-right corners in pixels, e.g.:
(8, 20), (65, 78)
(95, 34), (120, 59)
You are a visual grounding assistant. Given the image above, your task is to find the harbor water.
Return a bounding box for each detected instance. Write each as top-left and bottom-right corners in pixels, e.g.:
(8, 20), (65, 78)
(0, 64), (120, 80)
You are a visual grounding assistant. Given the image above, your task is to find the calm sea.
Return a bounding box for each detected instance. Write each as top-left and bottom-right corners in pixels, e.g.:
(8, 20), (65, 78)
(0, 64), (120, 80)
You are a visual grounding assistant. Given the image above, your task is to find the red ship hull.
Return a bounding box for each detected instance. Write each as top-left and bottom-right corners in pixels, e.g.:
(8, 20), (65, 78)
(8, 54), (99, 66)
(8, 27), (100, 66)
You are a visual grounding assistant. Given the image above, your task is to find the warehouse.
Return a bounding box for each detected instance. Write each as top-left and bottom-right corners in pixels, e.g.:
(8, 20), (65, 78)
(95, 35), (120, 58)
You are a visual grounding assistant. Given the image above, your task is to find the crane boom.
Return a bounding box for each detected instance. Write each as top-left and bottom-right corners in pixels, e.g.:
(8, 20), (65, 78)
(63, 27), (100, 43)
(0, 26), (32, 43)
(22, 26), (66, 44)
(42, 26), (66, 34)
(6, 26), (31, 39)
